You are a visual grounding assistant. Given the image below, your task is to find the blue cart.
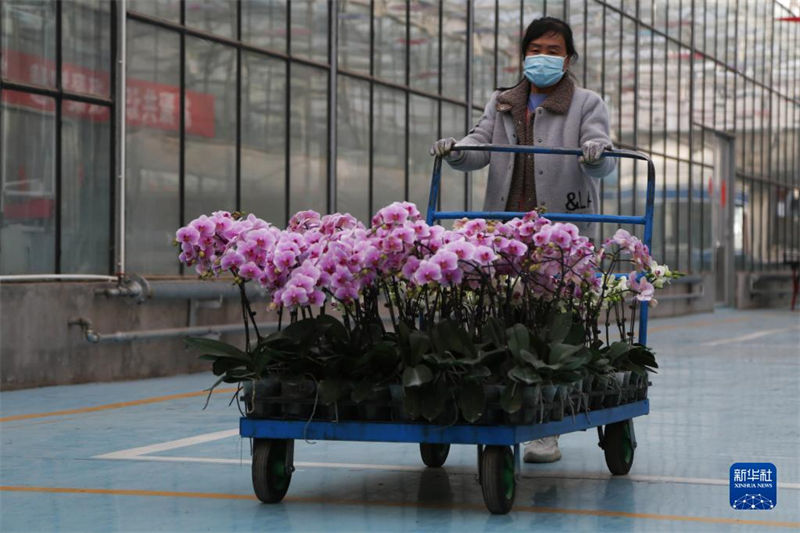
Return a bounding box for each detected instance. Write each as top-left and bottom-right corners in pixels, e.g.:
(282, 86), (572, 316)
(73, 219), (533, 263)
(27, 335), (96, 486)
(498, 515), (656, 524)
(240, 144), (657, 514)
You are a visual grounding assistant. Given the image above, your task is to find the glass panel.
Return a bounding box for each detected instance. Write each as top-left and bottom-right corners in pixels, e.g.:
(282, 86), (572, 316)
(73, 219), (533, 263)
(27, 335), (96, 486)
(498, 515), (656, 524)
(242, 0), (287, 51)
(61, 102), (111, 273)
(408, 95), (438, 213)
(125, 21), (180, 275)
(0, 90), (56, 274)
(128, 0), (179, 21)
(620, 16), (636, 148)
(372, 86), (405, 210)
(374, 0), (406, 85)
(409, 0), (439, 94)
(1, 0), (57, 87)
(338, 0), (371, 75)
(241, 52), (286, 226)
(470, 107), (489, 211)
(289, 64), (328, 216)
(184, 37), (237, 221)
(472, 0), (496, 104)
(184, 0), (236, 39)
(583, 1), (603, 94)
(603, 9), (621, 145)
(440, 102), (466, 211)
(496, 0), (520, 89)
(336, 76), (370, 224)
(62, 0), (111, 98)
(291, 1), (329, 64)
(441, 0), (467, 98)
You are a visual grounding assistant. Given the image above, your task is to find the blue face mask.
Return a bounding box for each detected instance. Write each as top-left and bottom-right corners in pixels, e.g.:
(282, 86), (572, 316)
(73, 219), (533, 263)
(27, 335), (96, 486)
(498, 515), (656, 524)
(523, 54), (566, 88)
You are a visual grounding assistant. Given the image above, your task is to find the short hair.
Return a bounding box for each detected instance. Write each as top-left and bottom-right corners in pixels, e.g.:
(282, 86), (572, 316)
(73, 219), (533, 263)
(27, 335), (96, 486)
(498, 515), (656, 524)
(520, 16), (579, 62)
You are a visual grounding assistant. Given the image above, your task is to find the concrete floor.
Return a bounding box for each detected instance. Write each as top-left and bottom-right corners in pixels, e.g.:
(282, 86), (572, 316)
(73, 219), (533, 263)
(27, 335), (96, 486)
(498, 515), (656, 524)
(1, 307), (798, 532)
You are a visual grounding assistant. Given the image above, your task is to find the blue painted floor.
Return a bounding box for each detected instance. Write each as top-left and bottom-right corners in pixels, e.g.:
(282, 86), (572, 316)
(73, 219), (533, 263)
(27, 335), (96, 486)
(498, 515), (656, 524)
(1, 307), (798, 532)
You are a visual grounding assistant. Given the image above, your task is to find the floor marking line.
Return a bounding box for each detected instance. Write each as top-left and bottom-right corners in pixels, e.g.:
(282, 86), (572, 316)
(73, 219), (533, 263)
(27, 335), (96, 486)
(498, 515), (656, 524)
(93, 453), (800, 490)
(93, 429), (239, 459)
(699, 325), (800, 347)
(1, 485), (798, 528)
(0, 387), (238, 423)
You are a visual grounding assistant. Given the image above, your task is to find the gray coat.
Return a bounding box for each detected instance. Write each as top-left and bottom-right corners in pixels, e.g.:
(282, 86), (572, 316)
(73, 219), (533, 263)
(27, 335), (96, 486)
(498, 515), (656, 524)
(447, 77), (615, 229)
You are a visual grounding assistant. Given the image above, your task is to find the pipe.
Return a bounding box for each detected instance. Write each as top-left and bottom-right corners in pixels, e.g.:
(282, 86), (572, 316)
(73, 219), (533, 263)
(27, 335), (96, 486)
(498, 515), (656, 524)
(94, 275), (269, 302)
(116, 0), (127, 277)
(0, 274), (119, 283)
(68, 317), (278, 344)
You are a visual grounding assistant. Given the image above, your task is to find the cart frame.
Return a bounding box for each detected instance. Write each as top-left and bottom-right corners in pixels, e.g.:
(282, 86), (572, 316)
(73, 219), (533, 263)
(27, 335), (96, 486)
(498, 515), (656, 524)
(240, 144), (657, 513)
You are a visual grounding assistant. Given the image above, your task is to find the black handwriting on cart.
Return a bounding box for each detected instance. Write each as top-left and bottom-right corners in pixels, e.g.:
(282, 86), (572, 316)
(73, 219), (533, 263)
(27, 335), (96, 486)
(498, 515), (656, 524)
(565, 191), (592, 211)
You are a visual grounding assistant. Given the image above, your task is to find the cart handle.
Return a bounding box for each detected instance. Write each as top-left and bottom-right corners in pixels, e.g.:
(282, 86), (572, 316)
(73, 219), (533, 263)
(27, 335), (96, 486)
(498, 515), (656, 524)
(425, 144), (655, 249)
(425, 143), (656, 345)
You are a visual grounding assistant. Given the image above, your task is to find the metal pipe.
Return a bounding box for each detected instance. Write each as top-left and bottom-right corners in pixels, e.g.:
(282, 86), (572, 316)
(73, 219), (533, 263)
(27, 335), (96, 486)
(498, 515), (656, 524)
(116, 0), (127, 277)
(68, 317), (278, 344)
(94, 276), (269, 302)
(0, 274), (119, 283)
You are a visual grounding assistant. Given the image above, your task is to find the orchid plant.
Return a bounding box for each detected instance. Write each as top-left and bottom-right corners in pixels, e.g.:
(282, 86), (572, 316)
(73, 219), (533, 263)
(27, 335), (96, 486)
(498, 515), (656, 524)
(178, 202), (678, 421)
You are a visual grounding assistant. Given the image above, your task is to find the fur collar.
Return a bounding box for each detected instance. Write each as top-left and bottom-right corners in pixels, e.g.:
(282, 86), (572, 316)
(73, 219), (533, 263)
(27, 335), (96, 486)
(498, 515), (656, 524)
(496, 75), (575, 115)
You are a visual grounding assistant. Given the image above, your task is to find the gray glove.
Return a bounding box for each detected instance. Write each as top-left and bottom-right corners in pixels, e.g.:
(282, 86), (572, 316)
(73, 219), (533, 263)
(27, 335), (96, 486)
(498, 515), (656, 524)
(580, 140), (611, 165)
(429, 137), (459, 159)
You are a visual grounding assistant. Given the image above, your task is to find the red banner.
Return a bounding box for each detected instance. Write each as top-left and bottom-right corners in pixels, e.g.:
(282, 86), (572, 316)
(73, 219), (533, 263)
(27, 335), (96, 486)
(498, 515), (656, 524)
(1, 49), (215, 137)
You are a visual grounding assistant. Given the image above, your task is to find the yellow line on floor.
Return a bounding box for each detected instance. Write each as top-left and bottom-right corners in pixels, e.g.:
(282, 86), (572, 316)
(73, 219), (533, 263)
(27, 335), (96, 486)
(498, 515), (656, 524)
(1, 485), (798, 528)
(0, 387), (238, 423)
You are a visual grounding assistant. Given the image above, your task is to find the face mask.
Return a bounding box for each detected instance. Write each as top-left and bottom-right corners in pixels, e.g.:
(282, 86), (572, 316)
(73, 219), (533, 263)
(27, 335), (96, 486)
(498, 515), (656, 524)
(523, 54), (566, 88)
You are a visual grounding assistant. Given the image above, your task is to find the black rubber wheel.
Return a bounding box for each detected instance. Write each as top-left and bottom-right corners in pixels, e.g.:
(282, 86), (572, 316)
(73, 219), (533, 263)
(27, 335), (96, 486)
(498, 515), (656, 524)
(479, 445), (516, 514)
(420, 443), (450, 468)
(252, 438), (293, 503)
(603, 420), (635, 475)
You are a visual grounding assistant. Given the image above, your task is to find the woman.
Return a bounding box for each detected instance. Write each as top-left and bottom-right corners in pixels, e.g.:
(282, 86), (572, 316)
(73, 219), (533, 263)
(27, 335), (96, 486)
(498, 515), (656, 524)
(430, 16), (616, 464)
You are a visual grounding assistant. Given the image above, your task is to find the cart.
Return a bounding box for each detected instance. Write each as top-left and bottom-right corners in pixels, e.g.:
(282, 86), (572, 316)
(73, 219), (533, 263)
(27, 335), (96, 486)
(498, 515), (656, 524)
(240, 144), (657, 514)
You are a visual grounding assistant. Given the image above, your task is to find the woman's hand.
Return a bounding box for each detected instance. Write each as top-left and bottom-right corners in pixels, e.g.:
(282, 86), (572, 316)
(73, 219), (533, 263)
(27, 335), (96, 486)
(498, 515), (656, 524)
(579, 140), (611, 166)
(429, 137), (459, 158)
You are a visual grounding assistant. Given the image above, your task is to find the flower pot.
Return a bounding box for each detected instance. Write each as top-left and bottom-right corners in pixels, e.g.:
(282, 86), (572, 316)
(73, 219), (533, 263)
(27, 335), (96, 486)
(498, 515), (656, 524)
(478, 384), (505, 425)
(357, 386), (392, 421)
(280, 377), (317, 419)
(242, 377), (281, 419)
(549, 385), (568, 421)
(389, 384), (408, 421)
(540, 384), (557, 423)
(504, 385), (539, 425)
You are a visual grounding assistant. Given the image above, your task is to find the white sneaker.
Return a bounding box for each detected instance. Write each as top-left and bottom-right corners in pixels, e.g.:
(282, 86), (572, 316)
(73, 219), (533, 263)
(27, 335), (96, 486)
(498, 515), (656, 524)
(523, 436), (561, 463)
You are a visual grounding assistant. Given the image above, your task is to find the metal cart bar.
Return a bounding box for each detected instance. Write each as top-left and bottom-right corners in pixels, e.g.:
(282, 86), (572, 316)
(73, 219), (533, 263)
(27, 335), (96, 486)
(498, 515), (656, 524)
(425, 144), (656, 346)
(240, 400), (649, 446)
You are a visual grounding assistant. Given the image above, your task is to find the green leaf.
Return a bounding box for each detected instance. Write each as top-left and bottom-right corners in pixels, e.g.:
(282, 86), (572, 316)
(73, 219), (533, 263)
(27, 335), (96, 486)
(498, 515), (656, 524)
(506, 323), (530, 357)
(350, 381), (374, 403)
(500, 383), (523, 414)
(420, 384), (450, 422)
(403, 386), (422, 419)
(467, 365), (492, 380)
(564, 320), (586, 345)
(402, 364), (434, 387)
(185, 336), (250, 363)
(604, 341), (631, 363)
(517, 349), (540, 366)
(408, 330), (431, 364)
(549, 343), (582, 364)
(316, 314), (348, 342)
(211, 358), (245, 376)
(508, 365), (543, 385)
(481, 316), (506, 347)
(457, 381), (486, 423)
(431, 320), (476, 358)
(548, 312), (573, 343)
(318, 379), (343, 405)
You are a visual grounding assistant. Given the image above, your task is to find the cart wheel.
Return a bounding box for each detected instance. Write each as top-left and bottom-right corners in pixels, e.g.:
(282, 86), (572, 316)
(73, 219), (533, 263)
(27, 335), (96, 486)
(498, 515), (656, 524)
(479, 445), (516, 514)
(603, 420), (635, 475)
(420, 443), (450, 468)
(252, 438), (293, 503)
